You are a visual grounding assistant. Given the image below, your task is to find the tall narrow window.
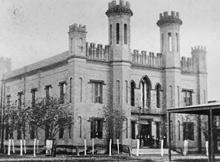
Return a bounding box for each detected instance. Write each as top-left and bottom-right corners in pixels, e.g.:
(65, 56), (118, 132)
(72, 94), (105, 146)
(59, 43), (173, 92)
(161, 33), (164, 51)
(141, 76), (151, 109)
(178, 120), (181, 140)
(156, 122), (160, 140)
(203, 90), (206, 104)
(182, 89), (193, 106)
(110, 24), (112, 45)
(125, 81), (128, 103)
(131, 121), (136, 139)
(168, 32), (172, 51)
(45, 85), (52, 104)
(70, 77), (72, 103)
(116, 23), (120, 44)
(130, 81), (135, 106)
(176, 33), (179, 51)
(30, 124), (35, 140)
(126, 118), (128, 138)
(6, 95), (11, 108)
(59, 126), (64, 139)
(91, 118), (103, 139)
(18, 91), (23, 109)
(116, 80), (120, 104)
(177, 86), (180, 107)
(68, 124), (72, 139)
(169, 85), (173, 107)
(124, 24), (127, 44)
(183, 122), (194, 140)
(80, 78), (83, 102)
(79, 116), (82, 138)
(91, 80), (103, 104)
(31, 88), (37, 107)
(156, 84), (161, 108)
(70, 38), (73, 53)
(59, 82), (66, 104)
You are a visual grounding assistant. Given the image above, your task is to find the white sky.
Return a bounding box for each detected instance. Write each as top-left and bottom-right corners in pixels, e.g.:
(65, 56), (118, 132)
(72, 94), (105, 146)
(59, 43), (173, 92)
(0, 0), (219, 100)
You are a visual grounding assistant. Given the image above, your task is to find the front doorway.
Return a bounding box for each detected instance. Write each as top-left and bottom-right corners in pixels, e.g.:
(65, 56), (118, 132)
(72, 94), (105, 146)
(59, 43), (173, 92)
(140, 123), (152, 147)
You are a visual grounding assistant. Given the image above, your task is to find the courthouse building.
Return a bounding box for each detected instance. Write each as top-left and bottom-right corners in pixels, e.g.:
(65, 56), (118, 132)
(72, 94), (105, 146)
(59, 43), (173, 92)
(0, 0), (207, 149)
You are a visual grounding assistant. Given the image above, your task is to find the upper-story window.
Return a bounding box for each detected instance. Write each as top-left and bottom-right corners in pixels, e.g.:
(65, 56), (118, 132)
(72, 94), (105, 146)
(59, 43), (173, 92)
(31, 88), (37, 107)
(59, 81), (66, 104)
(18, 91), (23, 109)
(156, 84), (161, 108)
(124, 24), (127, 44)
(130, 81), (136, 106)
(168, 32), (172, 51)
(90, 80), (104, 104)
(182, 89), (193, 106)
(176, 33), (179, 51)
(45, 85), (52, 104)
(141, 76), (151, 109)
(116, 23), (120, 44)
(6, 95), (11, 108)
(116, 80), (120, 104)
(110, 24), (112, 45)
(161, 33), (164, 51)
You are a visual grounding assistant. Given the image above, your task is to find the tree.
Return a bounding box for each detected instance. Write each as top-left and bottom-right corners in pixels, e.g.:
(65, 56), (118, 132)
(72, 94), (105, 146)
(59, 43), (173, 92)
(27, 97), (73, 141)
(103, 106), (126, 143)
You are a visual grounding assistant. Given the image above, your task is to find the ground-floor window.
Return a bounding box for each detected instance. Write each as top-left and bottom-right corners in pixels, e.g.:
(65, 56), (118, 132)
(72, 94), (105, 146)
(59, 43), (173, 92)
(183, 122), (194, 140)
(91, 118), (103, 139)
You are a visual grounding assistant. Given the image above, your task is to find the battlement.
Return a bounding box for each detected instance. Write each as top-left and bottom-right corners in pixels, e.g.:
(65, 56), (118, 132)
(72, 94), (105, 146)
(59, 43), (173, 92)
(69, 23), (86, 33)
(132, 49), (162, 68)
(106, 0), (133, 17)
(157, 11), (182, 27)
(191, 46), (206, 54)
(181, 56), (194, 72)
(86, 42), (110, 61)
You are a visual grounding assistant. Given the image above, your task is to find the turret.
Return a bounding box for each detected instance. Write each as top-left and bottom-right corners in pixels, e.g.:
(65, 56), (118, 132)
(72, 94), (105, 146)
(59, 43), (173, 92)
(106, 0), (133, 61)
(191, 46), (207, 73)
(68, 23), (87, 57)
(157, 11), (182, 68)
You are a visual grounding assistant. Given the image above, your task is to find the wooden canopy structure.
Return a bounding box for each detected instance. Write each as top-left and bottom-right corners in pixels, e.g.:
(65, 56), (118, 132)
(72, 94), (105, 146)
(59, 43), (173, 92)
(167, 102), (220, 162)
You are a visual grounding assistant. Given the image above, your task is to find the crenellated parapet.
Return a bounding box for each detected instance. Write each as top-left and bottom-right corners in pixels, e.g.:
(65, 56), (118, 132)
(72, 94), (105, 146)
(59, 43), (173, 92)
(191, 46), (206, 55)
(106, 0), (133, 17)
(86, 42), (110, 61)
(132, 49), (163, 68)
(157, 11), (182, 27)
(181, 56), (194, 72)
(69, 23), (86, 33)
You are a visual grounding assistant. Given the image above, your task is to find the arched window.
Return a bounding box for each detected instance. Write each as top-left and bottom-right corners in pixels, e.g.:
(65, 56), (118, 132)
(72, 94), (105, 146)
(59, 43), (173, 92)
(110, 24), (112, 45)
(168, 32), (172, 51)
(140, 76), (151, 109)
(130, 81), (136, 106)
(124, 24), (127, 44)
(156, 84), (161, 108)
(178, 120), (181, 140)
(116, 23), (120, 44)
(176, 33), (179, 51)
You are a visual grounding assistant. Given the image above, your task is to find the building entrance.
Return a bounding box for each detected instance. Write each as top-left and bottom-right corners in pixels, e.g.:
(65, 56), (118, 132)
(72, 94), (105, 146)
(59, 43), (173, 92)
(140, 123), (152, 147)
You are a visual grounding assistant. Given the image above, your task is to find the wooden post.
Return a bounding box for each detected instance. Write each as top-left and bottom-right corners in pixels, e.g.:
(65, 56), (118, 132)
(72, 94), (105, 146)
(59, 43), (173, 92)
(168, 112), (171, 162)
(92, 138), (94, 155)
(109, 139), (112, 156)
(84, 139), (86, 156)
(210, 109), (215, 162)
(117, 139), (119, 154)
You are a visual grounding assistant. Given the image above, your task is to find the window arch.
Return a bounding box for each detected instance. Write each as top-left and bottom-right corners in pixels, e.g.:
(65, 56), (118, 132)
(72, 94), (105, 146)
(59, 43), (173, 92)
(130, 81), (136, 106)
(156, 84), (161, 108)
(140, 76), (151, 109)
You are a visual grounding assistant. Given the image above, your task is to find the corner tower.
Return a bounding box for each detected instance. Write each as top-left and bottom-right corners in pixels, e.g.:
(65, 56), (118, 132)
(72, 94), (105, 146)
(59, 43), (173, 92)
(106, 0), (133, 61)
(157, 11), (182, 68)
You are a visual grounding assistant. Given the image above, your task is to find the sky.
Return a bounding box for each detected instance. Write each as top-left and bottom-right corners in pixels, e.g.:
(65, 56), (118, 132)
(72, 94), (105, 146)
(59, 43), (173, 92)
(0, 0), (219, 100)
